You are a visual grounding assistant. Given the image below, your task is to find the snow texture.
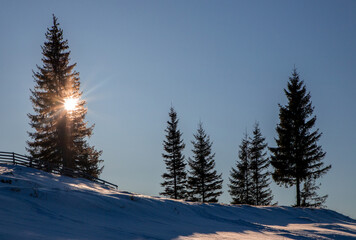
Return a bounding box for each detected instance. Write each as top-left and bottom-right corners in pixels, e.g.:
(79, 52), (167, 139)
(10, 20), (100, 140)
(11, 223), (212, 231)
(0, 163), (355, 240)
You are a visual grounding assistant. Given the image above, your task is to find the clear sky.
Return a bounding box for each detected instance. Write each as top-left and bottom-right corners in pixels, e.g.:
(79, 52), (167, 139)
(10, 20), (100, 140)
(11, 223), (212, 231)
(1, 0), (355, 218)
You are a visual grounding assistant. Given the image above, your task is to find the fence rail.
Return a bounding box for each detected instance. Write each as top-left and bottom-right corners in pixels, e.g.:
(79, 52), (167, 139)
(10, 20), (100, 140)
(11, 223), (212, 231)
(0, 151), (118, 189)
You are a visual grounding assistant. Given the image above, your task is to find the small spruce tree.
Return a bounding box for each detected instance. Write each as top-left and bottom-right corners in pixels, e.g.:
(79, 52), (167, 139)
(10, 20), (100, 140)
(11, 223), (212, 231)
(27, 15), (103, 177)
(228, 132), (253, 204)
(249, 123), (273, 205)
(270, 68), (331, 206)
(301, 176), (327, 208)
(160, 107), (187, 199)
(187, 122), (223, 203)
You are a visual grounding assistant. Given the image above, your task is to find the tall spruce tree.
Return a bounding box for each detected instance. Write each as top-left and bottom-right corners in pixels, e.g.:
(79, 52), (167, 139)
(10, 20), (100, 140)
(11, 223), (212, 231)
(187, 122), (223, 203)
(270, 68), (331, 207)
(160, 107), (187, 199)
(27, 15), (103, 177)
(249, 123), (273, 205)
(228, 132), (253, 204)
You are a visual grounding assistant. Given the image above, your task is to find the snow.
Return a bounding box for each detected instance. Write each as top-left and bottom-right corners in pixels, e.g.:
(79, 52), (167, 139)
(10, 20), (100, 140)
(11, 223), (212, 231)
(0, 163), (355, 240)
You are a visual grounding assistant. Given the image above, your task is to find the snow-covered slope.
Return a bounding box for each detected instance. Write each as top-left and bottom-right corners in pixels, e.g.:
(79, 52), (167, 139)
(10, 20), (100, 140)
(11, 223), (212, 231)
(0, 163), (355, 240)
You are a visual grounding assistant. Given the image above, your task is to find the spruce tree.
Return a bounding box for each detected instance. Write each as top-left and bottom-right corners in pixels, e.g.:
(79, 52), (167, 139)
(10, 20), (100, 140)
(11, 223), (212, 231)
(187, 122), (223, 203)
(301, 176), (327, 208)
(270, 68), (331, 207)
(228, 132), (253, 204)
(27, 15), (103, 177)
(160, 107), (187, 199)
(249, 123), (273, 205)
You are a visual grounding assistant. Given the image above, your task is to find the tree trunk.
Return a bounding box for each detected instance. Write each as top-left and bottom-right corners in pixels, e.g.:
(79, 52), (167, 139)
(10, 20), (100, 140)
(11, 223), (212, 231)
(296, 177), (300, 206)
(173, 163), (177, 199)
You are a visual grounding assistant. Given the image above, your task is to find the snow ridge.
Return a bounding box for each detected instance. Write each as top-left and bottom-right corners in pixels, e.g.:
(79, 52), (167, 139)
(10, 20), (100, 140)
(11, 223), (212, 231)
(0, 163), (355, 240)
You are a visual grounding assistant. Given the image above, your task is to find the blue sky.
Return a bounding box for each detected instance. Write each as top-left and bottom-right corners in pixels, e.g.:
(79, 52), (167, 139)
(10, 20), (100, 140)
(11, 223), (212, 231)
(1, 0), (355, 218)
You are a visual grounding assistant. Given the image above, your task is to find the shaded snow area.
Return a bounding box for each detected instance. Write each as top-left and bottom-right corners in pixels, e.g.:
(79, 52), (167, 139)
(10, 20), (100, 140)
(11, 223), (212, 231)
(0, 164), (355, 240)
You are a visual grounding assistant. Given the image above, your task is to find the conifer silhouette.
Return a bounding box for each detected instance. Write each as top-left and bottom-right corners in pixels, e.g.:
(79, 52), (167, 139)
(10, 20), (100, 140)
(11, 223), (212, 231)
(160, 107), (187, 199)
(187, 122), (223, 203)
(229, 132), (253, 204)
(270, 68), (330, 206)
(27, 15), (102, 177)
(249, 123), (273, 205)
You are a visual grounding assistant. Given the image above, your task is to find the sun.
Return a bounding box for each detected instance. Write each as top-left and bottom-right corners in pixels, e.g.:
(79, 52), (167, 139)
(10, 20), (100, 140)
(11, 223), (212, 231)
(64, 97), (78, 111)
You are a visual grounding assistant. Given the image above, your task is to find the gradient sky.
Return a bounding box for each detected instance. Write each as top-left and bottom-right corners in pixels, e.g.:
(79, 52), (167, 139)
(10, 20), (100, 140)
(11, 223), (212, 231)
(1, 0), (355, 218)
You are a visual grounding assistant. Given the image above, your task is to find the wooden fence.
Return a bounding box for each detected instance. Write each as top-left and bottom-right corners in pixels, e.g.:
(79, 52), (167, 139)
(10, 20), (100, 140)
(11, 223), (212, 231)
(0, 151), (118, 189)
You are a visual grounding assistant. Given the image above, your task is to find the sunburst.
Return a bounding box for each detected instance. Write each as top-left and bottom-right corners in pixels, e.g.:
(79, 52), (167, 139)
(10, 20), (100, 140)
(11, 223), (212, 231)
(64, 97), (78, 111)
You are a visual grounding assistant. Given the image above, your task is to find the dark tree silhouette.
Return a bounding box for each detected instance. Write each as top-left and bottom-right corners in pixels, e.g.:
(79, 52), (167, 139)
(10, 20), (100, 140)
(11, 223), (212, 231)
(301, 176), (328, 208)
(270, 68), (331, 207)
(249, 123), (273, 205)
(27, 15), (103, 177)
(160, 107), (187, 199)
(228, 132), (253, 204)
(187, 122), (223, 203)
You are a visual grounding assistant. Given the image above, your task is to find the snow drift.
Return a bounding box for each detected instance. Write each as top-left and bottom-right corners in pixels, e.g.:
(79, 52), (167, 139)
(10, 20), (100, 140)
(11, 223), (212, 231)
(0, 163), (355, 240)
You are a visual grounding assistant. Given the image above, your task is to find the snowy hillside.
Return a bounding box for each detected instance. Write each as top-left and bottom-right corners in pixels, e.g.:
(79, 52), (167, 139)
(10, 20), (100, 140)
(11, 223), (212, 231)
(0, 164), (355, 240)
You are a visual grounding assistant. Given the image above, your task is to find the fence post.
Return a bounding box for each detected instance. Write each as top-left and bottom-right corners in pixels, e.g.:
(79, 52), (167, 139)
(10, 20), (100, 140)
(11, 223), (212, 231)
(12, 152), (15, 165)
(29, 157), (33, 167)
